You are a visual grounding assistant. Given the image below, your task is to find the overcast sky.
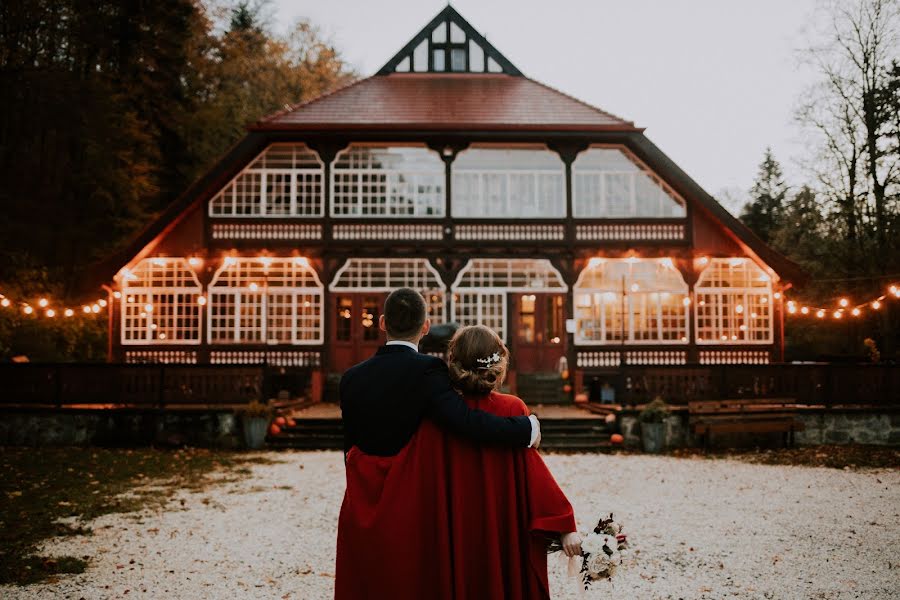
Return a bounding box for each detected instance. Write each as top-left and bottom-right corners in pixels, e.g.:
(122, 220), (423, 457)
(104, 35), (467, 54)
(269, 0), (822, 213)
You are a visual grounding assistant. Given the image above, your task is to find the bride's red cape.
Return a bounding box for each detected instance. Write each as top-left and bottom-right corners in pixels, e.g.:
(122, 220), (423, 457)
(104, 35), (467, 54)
(335, 392), (575, 600)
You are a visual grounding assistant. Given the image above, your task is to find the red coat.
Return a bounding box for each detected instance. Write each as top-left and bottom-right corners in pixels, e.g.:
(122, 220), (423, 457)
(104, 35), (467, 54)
(335, 392), (576, 600)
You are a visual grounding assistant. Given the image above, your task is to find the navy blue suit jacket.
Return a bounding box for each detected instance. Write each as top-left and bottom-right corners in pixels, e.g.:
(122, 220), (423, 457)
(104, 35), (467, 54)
(340, 344), (532, 456)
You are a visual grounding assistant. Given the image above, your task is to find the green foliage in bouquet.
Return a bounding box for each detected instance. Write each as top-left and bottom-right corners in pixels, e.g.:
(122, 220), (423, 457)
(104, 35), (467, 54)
(638, 396), (669, 423)
(235, 400), (273, 419)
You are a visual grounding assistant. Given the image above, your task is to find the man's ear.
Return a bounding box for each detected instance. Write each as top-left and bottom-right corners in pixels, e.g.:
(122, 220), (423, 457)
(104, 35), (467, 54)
(378, 314), (387, 333)
(421, 318), (431, 336)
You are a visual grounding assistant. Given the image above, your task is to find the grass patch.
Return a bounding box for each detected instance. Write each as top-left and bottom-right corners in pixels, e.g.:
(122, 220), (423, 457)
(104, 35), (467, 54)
(0, 446), (276, 586)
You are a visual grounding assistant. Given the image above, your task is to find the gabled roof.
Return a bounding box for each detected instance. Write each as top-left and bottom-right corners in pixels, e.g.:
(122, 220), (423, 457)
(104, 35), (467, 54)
(251, 73), (638, 132)
(377, 5), (521, 75)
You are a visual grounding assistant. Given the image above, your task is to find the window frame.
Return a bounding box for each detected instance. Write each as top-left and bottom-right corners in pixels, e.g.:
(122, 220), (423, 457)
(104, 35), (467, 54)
(119, 258), (203, 346)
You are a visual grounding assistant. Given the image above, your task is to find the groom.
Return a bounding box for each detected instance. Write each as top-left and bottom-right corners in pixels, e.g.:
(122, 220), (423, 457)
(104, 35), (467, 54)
(336, 288), (540, 598)
(339, 287), (540, 456)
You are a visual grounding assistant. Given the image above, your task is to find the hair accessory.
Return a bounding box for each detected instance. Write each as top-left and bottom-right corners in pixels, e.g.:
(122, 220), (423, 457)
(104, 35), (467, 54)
(475, 352), (502, 370)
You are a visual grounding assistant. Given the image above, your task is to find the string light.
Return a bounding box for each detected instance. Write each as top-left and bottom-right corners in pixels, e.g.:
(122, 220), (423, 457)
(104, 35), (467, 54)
(0, 298), (9, 308)
(0, 289), (109, 320)
(782, 283), (898, 321)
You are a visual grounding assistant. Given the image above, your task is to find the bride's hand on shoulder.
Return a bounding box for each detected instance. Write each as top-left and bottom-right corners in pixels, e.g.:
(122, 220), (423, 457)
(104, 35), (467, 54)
(560, 532), (583, 557)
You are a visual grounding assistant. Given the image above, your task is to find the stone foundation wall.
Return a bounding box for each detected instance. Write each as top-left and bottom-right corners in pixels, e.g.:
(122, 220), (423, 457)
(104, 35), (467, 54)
(0, 410), (241, 448)
(618, 408), (900, 450)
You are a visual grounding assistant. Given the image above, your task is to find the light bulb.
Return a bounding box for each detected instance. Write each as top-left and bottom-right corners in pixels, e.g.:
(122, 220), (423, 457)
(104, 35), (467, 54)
(46, 309), (55, 318)
(23, 305), (33, 315)
(82, 306), (91, 314)
(98, 299), (107, 307)
(64, 309), (74, 317)
(197, 296), (207, 306)
(800, 306), (809, 315)
(0, 298), (10, 308)
(91, 304), (100, 313)
(113, 291), (122, 299)
(872, 301), (881, 310)
(839, 298), (849, 308)
(38, 298), (49, 308)
(851, 308), (861, 316)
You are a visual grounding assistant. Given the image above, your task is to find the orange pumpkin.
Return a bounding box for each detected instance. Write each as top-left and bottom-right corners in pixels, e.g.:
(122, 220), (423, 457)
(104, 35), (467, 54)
(274, 416), (286, 426)
(286, 418), (296, 428)
(562, 384), (573, 394)
(610, 433), (624, 445)
(269, 424), (282, 436)
(574, 392), (589, 403)
(561, 369), (570, 380)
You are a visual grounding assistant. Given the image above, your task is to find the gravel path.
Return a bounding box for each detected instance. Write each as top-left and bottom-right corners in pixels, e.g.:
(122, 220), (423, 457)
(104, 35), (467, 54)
(3, 452), (898, 599)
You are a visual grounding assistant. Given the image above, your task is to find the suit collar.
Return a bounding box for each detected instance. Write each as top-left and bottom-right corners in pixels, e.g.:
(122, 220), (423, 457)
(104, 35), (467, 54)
(376, 343), (418, 355)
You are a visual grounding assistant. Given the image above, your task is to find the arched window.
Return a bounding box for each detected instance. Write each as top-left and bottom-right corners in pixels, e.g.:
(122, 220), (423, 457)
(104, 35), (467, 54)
(573, 147), (686, 218)
(120, 258), (202, 344)
(451, 259), (566, 340)
(208, 257), (324, 345)
(573, 259), (689, 344)
(329, 258), (446, 322)
(452, 146), (566, 218)
(695, 258), (773, 344)
(209, 144), (324, 217)
(330, 145), (445, 217)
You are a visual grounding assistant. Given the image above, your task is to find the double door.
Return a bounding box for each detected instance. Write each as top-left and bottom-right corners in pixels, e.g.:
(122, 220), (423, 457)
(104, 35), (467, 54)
(510, 293), (567, 373)
(331, 293), (387, 372)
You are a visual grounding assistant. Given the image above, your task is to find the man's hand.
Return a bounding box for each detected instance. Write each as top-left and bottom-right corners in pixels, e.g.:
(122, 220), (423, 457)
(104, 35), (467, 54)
(560, 532), (582, 557)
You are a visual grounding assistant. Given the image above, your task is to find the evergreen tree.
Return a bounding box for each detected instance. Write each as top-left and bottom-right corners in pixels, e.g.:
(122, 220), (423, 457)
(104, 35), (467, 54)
(740, 148), (788, 243)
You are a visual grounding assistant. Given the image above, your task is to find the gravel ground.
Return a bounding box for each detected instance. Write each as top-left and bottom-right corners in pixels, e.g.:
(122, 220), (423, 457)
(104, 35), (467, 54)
(3, 451), (898, 600)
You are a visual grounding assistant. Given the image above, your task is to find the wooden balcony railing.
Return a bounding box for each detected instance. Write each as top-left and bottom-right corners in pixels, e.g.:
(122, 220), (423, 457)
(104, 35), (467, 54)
(583, 364), (899, 407)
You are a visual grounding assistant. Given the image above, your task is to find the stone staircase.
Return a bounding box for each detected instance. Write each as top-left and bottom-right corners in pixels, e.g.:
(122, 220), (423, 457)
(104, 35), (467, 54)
(516, 372), (569, 404)
(267, 404), (617, 453)
(267, 417), (344, 450)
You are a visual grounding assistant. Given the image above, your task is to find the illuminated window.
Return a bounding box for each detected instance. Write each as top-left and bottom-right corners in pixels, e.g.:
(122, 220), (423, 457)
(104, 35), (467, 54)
(573, 147), (686, 218)
(451, 259), (567, 340)
(331, 145), (445, 217)
(120, 258), (202, 345)
(329, 258), (446, 322)
(695, 258), (773, 344)
(209, 144), (324, 217)
(452, 147), (565, 218)
(208, 258), (323, 344)
(574, 259), (689, 344)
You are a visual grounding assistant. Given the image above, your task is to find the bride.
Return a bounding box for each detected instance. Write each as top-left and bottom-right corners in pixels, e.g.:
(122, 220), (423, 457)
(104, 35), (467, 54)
(336, 324), (581, 599)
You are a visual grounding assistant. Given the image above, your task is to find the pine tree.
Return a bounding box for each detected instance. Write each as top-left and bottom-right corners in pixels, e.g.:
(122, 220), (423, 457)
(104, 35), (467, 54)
(740, 148), (788, 243)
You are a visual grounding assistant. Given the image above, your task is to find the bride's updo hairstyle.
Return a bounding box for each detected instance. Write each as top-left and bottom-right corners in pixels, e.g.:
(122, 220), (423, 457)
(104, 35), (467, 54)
(447, 325), (510, 395)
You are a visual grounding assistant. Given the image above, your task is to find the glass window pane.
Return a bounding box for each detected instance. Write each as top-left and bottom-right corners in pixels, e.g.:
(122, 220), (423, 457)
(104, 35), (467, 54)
(433, 48), (445, 71)
(413, 40), (428, 72)
(468, 40), (484, 72)
(432, 21), (447, 43)
(450, 21), (465, 43)
(450, 48), (466, 71)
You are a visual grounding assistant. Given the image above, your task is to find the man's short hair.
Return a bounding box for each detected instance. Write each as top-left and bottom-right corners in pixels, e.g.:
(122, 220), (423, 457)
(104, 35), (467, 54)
(383, 288), (427, 339)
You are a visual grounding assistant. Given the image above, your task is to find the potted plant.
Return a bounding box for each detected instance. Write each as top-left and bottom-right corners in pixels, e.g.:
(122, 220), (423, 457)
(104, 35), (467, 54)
(638, 396), (669, 453)
(236, 400), (272, 449)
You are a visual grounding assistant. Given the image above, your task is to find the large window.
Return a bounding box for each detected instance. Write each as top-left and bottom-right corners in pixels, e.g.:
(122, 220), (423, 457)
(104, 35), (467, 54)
(452, 147), (565, 218)
(209, 144), (324, 217)
(574, 258), (689, 345)
(329, 258), (446, 322)
(695, 258), (773, 344)
(120, 258), (202, 345)
(573, 147), (686, 218)
(208, 257), (324, 344)
(451, 259), (567, 340)
(330, 145), (445, 217)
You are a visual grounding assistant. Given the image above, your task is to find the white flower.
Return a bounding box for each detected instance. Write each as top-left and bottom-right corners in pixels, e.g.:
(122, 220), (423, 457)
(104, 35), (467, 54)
(586, 551), (613, 576)
(581, 533), (606, 555)
(601, 534), (618, 555)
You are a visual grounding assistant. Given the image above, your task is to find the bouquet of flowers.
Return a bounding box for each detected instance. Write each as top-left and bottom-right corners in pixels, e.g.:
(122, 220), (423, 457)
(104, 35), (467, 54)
(548, 513), (629, 589)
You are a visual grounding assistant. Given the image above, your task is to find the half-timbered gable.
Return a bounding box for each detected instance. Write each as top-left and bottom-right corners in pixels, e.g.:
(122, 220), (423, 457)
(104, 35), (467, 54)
(95, 6), (805, 402)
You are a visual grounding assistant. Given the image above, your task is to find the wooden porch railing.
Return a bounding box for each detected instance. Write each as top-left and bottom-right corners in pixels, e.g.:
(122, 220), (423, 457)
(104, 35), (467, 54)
(582, 363), (900, 406)
(0, 364), (267, 408)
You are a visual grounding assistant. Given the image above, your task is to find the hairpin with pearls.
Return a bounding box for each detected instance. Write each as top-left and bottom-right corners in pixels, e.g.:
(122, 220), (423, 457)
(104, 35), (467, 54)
(475, 352), (502, 370)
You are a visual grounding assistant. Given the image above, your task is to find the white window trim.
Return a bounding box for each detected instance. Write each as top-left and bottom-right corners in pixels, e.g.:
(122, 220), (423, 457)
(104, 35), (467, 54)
(329, 146), (446, 219)
(450, 291), (508, 340)
(450, 259), (567, 342)
(694, 258), (774, 345)
(572, 145), (687, 219)
(207, 260), (325, 345)
(120, 259), (203, 346)
(694, 287), (773, 345)
(208, 145), (325, 218)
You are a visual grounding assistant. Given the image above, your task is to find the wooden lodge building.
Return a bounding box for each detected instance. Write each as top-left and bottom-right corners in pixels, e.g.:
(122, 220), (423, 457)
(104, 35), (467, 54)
(97, 7), (804, 404)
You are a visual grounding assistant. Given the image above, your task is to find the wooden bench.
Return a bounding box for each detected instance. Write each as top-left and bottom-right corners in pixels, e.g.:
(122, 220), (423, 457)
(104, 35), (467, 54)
(688, 398), (805, 451)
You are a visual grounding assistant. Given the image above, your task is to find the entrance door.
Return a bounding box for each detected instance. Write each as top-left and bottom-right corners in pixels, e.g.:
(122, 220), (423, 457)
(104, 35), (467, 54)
(331, 293), (388, 372)
(511, 293), (567, 373)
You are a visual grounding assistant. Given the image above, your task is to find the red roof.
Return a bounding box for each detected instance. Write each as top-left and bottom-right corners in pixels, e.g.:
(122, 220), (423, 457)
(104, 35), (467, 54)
(252, 73), (639, 132)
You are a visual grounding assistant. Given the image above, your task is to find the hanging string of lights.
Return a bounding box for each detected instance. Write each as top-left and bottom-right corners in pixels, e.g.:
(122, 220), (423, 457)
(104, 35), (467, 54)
(0, 290), (112, 319)
(784, 284), (900, 319)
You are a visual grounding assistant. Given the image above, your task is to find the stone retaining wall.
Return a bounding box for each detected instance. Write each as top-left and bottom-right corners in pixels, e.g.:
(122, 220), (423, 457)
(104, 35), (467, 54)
(618, 408), (900, 449)
(0, 410), (241, 448)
